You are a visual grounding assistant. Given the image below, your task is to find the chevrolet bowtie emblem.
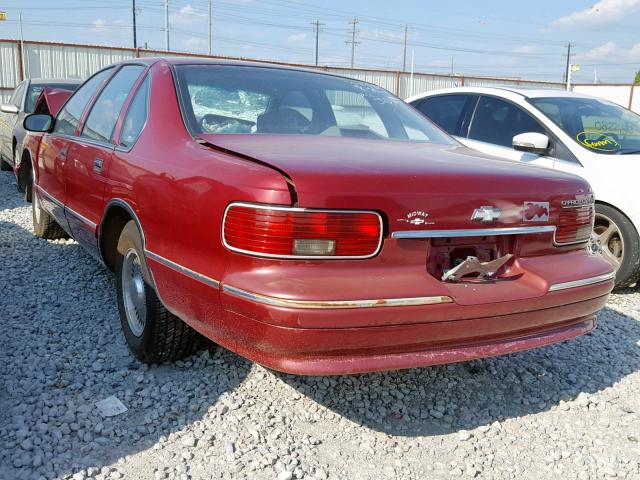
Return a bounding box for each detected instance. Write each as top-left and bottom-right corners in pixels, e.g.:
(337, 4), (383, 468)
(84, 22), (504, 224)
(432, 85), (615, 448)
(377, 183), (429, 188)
(471, 206), (502, 223)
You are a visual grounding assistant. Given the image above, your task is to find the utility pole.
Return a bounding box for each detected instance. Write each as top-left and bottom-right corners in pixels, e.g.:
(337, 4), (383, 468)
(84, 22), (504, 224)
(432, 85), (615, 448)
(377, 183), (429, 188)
(19, 11), (27, 79)
(563, 42), (572, 84)
(346, 18), (359, 68)
(208, 0), (212, 55)
(132, 0), (137, 49)
(165, 0), (170, 51)
(312, 20), (324, 66)
(402, 24), (408, 71)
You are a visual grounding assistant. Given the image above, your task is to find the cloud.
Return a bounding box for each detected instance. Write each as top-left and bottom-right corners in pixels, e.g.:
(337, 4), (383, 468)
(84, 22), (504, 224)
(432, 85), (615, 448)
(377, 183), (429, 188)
(552, 0), (640, 28)
(184, 37), (206, 50)
(579, 41), (640, 61)
(581, 42), (618, 61)
(92, 19), (108, 31)
(513, 45), (538, 54)
(287, 33), (307, 42)
(170, 5), (206, 25)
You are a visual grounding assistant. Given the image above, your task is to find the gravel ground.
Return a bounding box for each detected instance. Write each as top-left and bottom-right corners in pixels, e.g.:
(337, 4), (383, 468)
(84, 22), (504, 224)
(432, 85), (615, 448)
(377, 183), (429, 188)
(1, 170), (640, 480)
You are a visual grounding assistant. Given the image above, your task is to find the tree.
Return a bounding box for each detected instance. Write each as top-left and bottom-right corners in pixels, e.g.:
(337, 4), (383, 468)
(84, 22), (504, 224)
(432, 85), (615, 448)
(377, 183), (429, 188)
(635, 70), (640, 84)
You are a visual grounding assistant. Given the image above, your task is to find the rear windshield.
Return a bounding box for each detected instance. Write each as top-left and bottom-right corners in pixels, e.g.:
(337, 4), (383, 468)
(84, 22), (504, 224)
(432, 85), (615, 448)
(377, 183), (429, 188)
(173, 64), (454, 145)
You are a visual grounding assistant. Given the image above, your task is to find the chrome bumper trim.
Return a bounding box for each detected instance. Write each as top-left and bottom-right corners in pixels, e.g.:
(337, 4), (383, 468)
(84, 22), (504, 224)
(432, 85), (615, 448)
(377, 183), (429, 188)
(222, 284), (453, 309)
(548, 271), (616, 292)
(392, 226), (556, 239)
(144, 250), (220, 289)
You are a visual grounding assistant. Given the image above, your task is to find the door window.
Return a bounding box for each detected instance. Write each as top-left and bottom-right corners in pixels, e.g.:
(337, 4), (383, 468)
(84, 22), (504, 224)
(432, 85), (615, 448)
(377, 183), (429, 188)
(54, 68), (114, 136)
(119, 74), (150, 148)
(414, 95), (471, 135)
(469, 96), (545, 148)
(82, 65), (145, 143)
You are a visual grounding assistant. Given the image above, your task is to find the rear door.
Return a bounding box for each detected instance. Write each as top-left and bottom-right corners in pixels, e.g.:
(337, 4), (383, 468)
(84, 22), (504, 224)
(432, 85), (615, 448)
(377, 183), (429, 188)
(411, 94), (478, 136)
(36, 69), (114, 230)
(64, 64), (146, 257)
(463, 95), (556, 169)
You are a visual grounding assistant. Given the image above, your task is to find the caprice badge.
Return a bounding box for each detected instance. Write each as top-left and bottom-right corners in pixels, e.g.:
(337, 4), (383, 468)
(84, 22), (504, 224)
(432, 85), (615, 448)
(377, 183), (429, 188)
(471, 206), (502, 223)
(397, 210), (434, 226)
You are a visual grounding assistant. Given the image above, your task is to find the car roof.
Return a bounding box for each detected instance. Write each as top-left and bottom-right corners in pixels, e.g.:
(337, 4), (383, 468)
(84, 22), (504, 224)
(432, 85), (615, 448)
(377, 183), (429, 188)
(125, 56), (355, 79)
(29, 78), (83, 86)
(406, 86), (596, 103)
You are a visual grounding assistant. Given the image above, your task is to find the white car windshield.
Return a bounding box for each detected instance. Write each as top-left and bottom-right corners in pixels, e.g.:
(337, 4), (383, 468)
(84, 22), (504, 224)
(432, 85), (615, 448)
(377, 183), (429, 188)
(530, 96), (640, 155)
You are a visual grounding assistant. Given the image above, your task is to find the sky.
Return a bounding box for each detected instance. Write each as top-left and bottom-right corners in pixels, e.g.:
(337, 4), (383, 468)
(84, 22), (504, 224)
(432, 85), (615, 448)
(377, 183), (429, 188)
(1, 0), (639, 84)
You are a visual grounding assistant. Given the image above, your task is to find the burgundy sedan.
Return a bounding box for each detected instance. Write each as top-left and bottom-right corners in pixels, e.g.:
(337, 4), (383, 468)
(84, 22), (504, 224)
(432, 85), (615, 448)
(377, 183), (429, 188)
(22, 58), (614, 375)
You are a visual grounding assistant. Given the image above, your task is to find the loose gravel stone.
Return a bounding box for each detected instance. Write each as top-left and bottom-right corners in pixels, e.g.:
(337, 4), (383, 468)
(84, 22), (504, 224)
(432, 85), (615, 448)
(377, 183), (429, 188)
(1, 170), (639, 480)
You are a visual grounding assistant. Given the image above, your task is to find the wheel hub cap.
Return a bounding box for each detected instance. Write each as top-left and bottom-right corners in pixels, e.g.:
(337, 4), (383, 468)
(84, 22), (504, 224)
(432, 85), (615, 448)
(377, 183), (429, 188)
(593, 213), (624, 271)
(122, 248), (147, 337)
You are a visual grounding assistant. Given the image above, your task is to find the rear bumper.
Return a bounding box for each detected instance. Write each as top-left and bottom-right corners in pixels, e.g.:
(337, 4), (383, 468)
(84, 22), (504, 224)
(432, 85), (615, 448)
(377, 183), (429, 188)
(147, 251), (614, 376)
(215, 313), (597, 375)
(213, 287), (607, 375)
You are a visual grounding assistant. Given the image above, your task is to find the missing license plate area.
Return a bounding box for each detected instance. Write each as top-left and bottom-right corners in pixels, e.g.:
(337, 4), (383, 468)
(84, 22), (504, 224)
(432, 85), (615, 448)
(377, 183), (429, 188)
(427, 235), (515, 282)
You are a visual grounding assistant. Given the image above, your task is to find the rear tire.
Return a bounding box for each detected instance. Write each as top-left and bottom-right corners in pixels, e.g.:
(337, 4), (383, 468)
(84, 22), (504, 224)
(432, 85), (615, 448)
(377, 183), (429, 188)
(32, 177), (68, 239)
(115, 220), (204, 363)
(16, 149), (27, 196)
(594, 204), (640, 289)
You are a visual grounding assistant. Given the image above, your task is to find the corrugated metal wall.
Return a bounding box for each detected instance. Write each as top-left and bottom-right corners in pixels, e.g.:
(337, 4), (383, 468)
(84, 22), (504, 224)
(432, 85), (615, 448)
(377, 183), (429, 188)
(3, 39), (634, 111)
(0, 41), (20, 89)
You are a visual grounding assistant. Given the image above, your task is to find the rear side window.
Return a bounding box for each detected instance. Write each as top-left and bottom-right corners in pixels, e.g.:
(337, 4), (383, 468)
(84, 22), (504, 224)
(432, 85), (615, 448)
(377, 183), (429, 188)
(82, 65), (145, 143)
(469, 96), (545, 148)
(414, 95), (470, 135)
(119, 74), (150, 148)
(55, 68), (113, 136)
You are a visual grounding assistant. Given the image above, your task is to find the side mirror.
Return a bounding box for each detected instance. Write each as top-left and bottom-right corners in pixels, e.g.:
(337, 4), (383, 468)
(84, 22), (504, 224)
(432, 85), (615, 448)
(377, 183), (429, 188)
(1, 104), (19, 114)
(512, 132), (550, 155)
(24, 113), (54, 133)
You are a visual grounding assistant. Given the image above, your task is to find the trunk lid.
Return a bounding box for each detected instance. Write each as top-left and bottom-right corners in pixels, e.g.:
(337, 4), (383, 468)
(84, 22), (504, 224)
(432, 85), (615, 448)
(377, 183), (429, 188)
(200, 134), (591, 232)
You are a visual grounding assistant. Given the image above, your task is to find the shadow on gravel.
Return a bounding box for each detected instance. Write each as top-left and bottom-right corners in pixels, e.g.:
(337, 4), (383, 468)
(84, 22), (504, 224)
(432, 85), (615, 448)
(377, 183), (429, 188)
(278, 306), (640, 437)
(0, 211), (249, 480)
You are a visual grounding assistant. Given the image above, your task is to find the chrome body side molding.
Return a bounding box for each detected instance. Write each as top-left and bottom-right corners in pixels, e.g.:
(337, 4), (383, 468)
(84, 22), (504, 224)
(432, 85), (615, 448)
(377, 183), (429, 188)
(144, 250), (220, 289)
(222, 284), (453, 309)
(548, 271), (616, 292)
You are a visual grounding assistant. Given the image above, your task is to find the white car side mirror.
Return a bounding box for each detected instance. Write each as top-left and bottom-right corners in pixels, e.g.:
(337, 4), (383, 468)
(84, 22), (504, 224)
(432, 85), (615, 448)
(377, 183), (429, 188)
(513, 132), (550, 155)
(0, 104), (19, 115)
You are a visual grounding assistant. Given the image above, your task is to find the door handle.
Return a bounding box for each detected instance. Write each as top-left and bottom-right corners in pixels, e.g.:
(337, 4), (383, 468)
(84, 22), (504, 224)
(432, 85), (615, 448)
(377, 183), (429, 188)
(59, 148), (67, 161)
(93, 158), (103, 173)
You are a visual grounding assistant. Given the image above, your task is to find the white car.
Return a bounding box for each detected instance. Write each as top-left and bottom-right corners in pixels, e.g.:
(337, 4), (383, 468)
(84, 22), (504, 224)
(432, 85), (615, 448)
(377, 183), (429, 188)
(407, 87), (640, 288)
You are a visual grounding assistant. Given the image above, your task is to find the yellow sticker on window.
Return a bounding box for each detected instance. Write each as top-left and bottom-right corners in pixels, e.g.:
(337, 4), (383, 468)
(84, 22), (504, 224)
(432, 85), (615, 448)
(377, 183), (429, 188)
(576, 132), (621, 152)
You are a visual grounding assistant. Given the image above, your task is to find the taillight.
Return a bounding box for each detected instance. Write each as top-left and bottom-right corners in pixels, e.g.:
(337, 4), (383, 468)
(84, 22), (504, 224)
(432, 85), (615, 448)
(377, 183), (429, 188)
(555, 204), (594, 245)
(223, 203), (383, 259)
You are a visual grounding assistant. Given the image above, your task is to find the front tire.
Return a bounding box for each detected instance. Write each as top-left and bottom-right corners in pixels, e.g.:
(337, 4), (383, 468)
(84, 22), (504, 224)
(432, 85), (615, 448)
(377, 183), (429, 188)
(32, 178), (67, 239)
(0, 153), (11, 171)
(594, 204), (640, 289)
(115, 220), (204, 363)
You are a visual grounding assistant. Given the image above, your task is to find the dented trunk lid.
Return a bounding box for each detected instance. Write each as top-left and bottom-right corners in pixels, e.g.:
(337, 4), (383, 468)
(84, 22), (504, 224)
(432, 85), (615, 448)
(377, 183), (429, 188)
(199, 134), (591, 233)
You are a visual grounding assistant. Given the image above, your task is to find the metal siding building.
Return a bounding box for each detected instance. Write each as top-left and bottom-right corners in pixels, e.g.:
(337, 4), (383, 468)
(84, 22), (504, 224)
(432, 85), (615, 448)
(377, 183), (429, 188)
(2, 39), (638, 113)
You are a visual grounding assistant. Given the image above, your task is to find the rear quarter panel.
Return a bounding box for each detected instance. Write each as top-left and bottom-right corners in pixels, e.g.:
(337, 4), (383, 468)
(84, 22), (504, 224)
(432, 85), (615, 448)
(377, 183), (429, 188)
(104, 61), (292, 304)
